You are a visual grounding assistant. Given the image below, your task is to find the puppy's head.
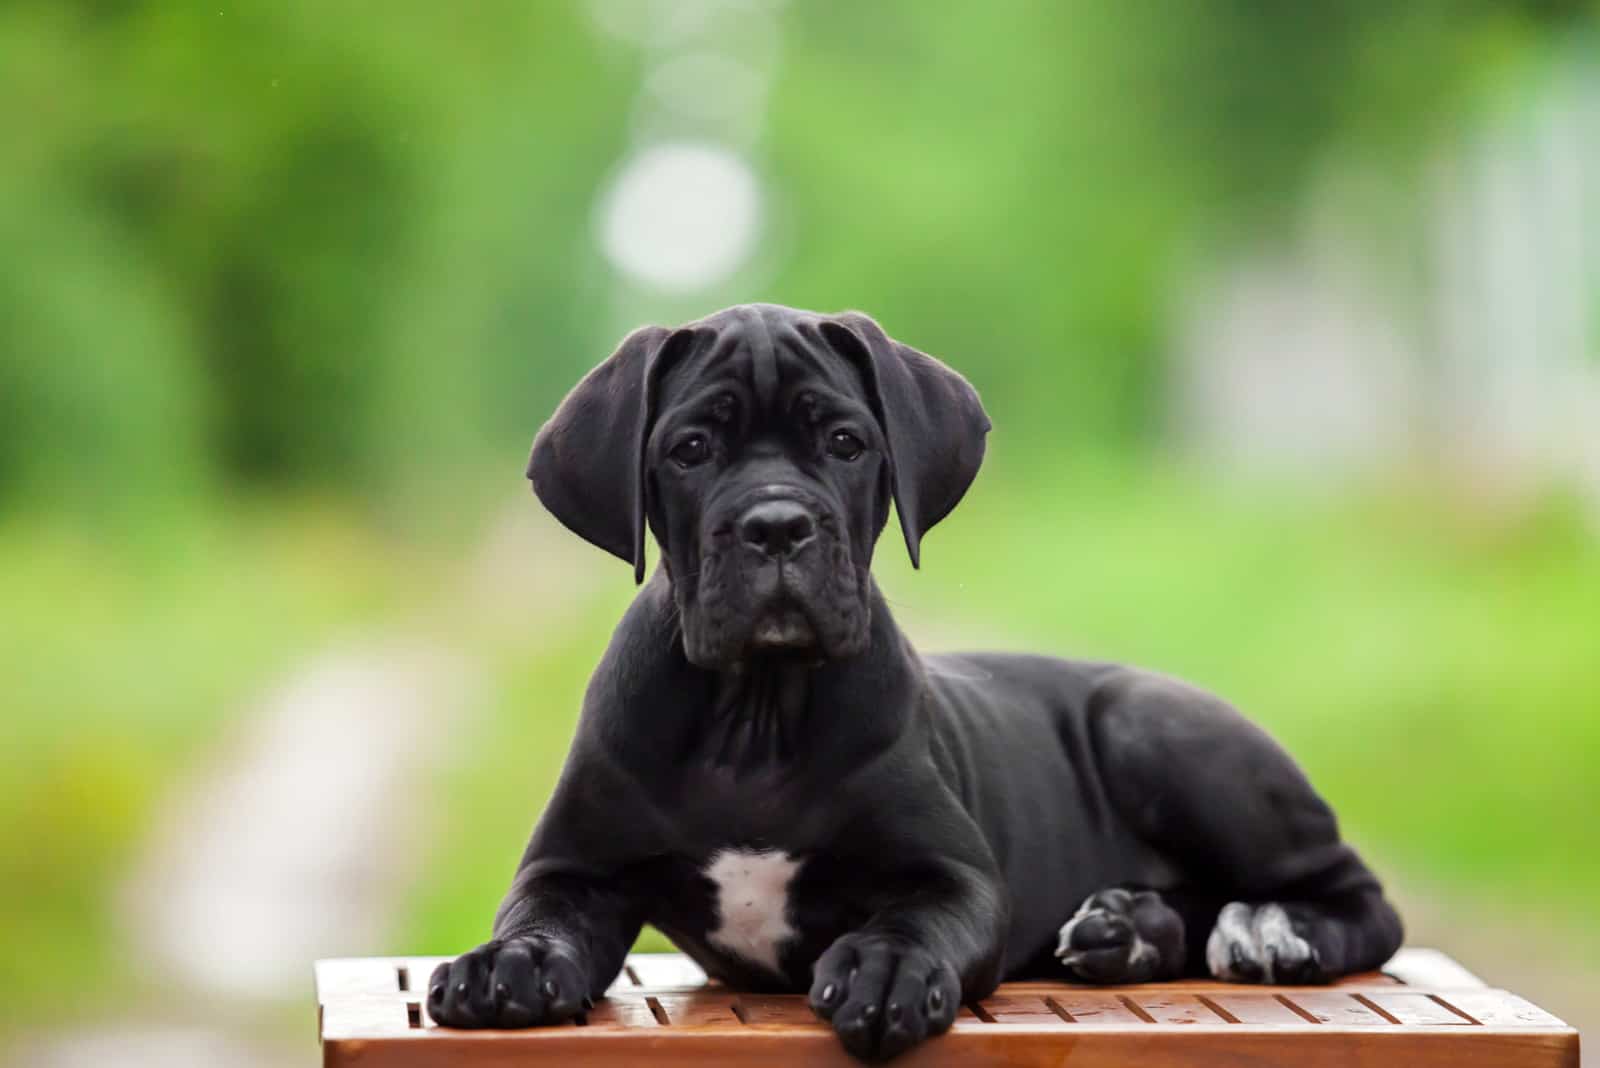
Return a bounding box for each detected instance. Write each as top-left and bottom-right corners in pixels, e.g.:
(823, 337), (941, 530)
(528, 304), (989, 669)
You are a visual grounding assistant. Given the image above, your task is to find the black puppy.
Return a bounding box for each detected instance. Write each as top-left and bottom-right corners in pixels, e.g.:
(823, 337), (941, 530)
(429, 303), (1403, 1061)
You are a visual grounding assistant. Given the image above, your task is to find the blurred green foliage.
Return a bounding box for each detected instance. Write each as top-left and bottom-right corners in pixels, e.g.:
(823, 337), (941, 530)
(1, 2), (634, 518)
(771, 1), (1572, 444)
(1, 1), (1580, 517)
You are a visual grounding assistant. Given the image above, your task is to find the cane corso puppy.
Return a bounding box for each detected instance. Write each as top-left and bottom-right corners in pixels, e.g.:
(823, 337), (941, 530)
(429, 303), (1404, 1060)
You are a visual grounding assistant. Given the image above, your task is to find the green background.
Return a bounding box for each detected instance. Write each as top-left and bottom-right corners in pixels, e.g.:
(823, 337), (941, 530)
(3, 1), (1596, 1058)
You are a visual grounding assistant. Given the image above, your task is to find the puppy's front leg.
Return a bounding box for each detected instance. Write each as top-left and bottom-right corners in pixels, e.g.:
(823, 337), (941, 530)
(810, 859), (1007, 1062)
(428, 868), (643, 1029)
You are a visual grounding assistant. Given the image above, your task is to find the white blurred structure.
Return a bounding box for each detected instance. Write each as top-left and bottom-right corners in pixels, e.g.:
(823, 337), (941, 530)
(598, 142), (762, 292)
(127, 642), (473, 999)
(586, 0), (785, 316)
(1173, 56), (1600, 523)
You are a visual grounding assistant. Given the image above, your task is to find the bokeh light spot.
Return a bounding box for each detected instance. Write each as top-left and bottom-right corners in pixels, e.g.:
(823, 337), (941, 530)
(596, 141), (762, 292)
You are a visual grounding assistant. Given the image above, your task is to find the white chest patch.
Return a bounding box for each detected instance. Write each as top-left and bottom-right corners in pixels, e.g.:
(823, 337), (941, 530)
(704, 848), (801, 974)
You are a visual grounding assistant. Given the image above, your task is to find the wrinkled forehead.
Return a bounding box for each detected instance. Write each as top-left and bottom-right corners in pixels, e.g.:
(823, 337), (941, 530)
(656, 311), (867, 414)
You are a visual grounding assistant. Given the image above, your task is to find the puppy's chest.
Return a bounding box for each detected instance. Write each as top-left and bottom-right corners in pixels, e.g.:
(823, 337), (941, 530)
(699, 848), (803, 973)
(651, 847), (868, 984)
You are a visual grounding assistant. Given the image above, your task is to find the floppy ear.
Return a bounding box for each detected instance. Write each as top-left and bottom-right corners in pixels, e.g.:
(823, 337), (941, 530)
(527, 325), (694, 583)
(819, 312), (991, 567)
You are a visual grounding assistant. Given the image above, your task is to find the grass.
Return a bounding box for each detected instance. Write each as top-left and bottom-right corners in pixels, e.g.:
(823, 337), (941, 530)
(0, 498), (443, 1033)
(397, 458), (1600, 962)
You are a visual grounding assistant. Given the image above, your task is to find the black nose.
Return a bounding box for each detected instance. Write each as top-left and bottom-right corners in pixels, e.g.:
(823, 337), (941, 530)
(738, 500), (817, 559)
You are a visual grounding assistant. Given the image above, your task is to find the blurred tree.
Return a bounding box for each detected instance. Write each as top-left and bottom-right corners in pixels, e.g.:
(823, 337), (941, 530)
(0, 2), (630, 521)
(0, 0), (1586, 519)
(768, 0), (1583, 452)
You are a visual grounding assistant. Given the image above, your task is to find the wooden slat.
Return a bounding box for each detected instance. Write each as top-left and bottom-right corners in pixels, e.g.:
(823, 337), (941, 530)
(1133, 992), (1229, 1026)
(409, 956), (458, 1026)
(732, 994), (814, 1027)
(404, 957), (450, 1009)
(316, 957), (410, 1000)
(1361, 992), (1475, 1026)
(321, 995), (416, 1038)
(735, 994), (826, 1027)
(1002, 967), (1396, 997)
(1047, 991), (1149, 1026)
(605, 962), (641, 995)
(1435, 990), (1570, 1028)
(1280, 991), (1394, 1027)
(624, 954), (710, 990)
(1203, 992), (1312, 1026)
(581, 995), (661, 1029)
(977, 993), (1066, 1025)
(1381, 948), (1487, 989)
(649, 991), (742, 1027)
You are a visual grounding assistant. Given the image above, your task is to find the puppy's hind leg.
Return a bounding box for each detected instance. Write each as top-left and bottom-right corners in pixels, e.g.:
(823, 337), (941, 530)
(1091, 672), (1405, 985)
(1054, 887), (1186, 984)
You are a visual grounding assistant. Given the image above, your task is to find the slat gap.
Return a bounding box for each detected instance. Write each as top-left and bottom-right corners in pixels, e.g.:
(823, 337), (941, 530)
(406, 1002), (422, 1029)
(1275, 994), (1323, 1024)
(1428, 993), (1483, 1025)
(966, 1002), (996, 1023)
(1195, 994), (1240, 1024)
(396, 965), (409, 992)
(1042, 996), (1075, 1023)
(1116, 996), (1157, 1024)
(1351, 993), (1403, 1025)
(645, 996), (670, 1026)
(624, 964), (643, 987)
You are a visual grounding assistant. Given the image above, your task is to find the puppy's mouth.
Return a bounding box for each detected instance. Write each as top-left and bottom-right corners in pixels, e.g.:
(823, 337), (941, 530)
(747, 601), (819, 655)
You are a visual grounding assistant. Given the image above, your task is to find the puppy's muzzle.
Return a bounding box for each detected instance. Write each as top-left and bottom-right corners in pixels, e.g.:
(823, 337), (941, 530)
(738, 499), (817, 561)
(725, 495), (828, 655)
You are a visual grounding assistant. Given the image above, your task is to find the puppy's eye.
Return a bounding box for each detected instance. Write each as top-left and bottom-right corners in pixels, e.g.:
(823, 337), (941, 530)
(826, 429), (865, 461)
(669, 434), (711, 468)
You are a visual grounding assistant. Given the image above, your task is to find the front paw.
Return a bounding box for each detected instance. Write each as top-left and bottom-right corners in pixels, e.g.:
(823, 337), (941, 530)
(808, 934), (961, 1062)
(1206, 902), (1327, 984)
(428, 936), (591, 1028)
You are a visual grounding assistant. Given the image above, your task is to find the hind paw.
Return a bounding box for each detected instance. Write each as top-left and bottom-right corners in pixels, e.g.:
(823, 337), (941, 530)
(1205, 902), (1328, 984)
(1055, 888), (1178, 984)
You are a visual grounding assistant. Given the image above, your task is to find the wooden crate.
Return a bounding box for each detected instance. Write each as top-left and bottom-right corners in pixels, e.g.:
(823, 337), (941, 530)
(316, 948), (1577, 1067)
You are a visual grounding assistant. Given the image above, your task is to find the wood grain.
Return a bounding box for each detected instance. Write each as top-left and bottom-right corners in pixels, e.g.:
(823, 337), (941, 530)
(317, 950), (1578, 1067)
